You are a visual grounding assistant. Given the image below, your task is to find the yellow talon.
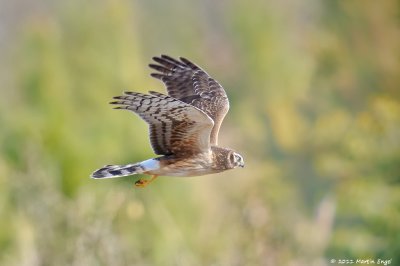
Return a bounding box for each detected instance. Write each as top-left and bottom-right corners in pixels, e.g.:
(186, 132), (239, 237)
(134, 175), (158, 188)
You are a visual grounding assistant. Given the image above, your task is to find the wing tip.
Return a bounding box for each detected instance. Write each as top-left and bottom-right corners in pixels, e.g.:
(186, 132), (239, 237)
(150, 73), (164, 79)
(161, 54), (175, 60)
(148, 90), (167, 98)
(124, 91), (134, 95)
(152, 54), (187, 67)
(179, 56), (199, 69)
(179, 56), (190, 63)
(151, 56), (164, 65)
(148, 63), (159, 69)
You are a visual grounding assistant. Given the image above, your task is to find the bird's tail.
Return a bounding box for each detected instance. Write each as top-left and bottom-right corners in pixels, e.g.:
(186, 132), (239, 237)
(91, 159), (160, 179)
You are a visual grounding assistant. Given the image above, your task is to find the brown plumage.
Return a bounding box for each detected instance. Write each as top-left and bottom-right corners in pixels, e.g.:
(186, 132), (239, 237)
(91, 55), (244, 187)
(149, 55), (229, 145)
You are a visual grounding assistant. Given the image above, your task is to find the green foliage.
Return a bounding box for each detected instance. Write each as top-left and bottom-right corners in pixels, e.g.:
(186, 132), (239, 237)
(0, 0), (399, 265)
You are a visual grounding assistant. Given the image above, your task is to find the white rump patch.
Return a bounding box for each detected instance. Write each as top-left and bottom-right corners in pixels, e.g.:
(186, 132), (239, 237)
(141, 159), (160, 171)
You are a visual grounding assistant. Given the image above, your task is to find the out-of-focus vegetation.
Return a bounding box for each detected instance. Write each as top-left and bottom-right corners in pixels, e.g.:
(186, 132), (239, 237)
(0, 0), (399, 265)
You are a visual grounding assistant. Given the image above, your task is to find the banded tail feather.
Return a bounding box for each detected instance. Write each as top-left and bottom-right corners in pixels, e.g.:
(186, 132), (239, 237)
(91, 159), (160, 179)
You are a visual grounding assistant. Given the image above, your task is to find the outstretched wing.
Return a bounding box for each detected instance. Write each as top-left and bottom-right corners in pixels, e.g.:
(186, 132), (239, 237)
(149, 55), (229, 145)
(111, 91), (214, 156)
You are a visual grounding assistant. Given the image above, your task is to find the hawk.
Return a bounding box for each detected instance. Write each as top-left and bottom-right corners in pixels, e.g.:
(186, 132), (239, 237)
(91, 55), (244, 187)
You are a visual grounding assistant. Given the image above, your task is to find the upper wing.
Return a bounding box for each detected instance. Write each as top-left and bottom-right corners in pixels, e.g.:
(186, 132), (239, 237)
(149, 55), (229, 145)
(111, 91), (214, 156)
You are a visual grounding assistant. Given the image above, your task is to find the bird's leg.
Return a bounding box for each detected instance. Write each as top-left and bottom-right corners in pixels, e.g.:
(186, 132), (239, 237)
(135, 175), (158, 188)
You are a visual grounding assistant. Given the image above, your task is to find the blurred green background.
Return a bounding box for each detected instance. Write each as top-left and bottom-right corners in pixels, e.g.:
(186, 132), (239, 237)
(0, 0), (399, 265)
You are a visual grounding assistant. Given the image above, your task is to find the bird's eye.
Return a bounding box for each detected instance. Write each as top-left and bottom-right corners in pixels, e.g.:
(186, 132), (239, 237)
(234, 154), (240, 162)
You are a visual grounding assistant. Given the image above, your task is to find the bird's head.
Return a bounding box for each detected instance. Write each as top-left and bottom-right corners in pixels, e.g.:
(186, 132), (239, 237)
(227, 151), (245, 169)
